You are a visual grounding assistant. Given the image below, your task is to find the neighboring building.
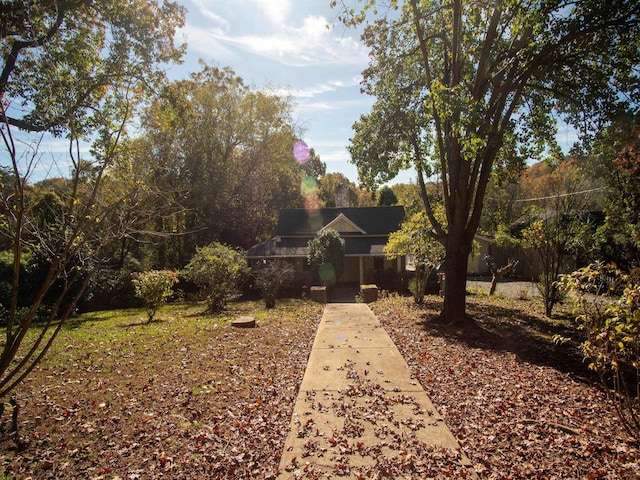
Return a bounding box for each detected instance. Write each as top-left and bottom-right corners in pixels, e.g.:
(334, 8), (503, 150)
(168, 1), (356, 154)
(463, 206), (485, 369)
(467, 234), (495, 275)
(247, 206), (406, 287)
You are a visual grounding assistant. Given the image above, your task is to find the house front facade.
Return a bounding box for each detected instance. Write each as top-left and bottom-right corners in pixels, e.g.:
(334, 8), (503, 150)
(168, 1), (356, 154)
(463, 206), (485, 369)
(247, 206), (406, 287)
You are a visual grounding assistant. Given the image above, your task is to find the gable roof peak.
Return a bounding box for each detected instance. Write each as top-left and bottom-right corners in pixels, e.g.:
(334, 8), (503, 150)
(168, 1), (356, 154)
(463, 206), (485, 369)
(321, 212), (367, 234)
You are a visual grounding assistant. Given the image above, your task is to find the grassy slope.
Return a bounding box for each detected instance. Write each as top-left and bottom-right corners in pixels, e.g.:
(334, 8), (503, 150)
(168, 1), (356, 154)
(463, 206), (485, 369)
(0, 300), (323, 479)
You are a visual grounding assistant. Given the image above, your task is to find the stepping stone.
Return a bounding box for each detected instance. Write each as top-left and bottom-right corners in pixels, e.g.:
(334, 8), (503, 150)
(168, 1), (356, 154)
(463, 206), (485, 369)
(231, 316), (256, 328)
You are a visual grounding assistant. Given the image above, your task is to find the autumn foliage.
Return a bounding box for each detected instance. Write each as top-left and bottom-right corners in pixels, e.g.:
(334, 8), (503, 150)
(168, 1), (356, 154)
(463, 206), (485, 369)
(561, 263), (640, 439)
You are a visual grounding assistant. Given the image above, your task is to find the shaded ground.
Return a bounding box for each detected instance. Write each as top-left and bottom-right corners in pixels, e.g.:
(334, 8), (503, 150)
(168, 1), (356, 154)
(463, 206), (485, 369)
(372, 294), (640, 479)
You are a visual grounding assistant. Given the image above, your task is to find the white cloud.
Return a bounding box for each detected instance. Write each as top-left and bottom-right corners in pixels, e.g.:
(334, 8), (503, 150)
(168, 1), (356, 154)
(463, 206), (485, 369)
(178, 23), (239, 62)
(284, 83), (339, 98)
(190, 0), (230, 29)
(184, 7), (366, 67)
(319, 148), (351, 163)
(225, 31), (356, 66)
(298, 101), (340, 112)
(246, 0), (291, 25)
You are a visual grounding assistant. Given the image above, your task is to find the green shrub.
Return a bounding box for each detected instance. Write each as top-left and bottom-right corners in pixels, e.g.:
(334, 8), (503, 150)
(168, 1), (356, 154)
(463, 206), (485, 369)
(182, 243), (248, 312)
(132, 270), (179, 322)
(307, 228), (344, 287)
(384, 212), (445, 304)
(252, 259), (294, 309)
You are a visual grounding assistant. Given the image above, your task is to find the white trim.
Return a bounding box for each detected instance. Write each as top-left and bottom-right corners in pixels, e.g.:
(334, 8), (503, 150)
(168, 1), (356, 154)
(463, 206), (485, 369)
(321, 213), (367, 234)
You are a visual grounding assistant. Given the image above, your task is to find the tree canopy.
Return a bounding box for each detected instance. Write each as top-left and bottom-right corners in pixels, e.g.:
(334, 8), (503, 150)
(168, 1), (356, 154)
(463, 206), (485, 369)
(1, 0), (185, 135)
(337, 0), (640, 323)
(136, 65), (305, 256)
(308, 228), (345, 287)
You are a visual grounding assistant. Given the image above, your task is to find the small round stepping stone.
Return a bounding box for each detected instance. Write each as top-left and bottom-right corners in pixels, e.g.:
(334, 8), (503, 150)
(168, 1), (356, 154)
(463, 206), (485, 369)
(232, 316), (256, 328)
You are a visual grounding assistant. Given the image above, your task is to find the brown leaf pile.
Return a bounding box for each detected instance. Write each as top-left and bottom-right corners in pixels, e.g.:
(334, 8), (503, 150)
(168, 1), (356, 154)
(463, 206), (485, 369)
(373, 294), (640, 480)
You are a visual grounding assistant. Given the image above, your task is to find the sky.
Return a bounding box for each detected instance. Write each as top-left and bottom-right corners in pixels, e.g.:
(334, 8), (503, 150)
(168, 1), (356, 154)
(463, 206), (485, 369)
(171, 0), (583, 184)
(171, 0), (416, 185)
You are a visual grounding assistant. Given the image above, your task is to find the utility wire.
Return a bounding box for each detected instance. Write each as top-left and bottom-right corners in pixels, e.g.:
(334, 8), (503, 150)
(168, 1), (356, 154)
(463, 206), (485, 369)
(487, 187), (606, 203)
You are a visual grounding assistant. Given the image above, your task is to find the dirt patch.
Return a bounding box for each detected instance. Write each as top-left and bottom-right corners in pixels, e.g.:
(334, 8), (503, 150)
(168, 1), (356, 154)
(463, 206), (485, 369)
(466, 277), (540, 299)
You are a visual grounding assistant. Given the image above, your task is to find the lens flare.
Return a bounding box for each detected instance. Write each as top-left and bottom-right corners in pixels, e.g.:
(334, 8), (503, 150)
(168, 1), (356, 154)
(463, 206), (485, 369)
(318, 263), (337, 287)
(293, 140), (310, 164)
(307, 209), (323, 231)
(300, 176), (317, 197)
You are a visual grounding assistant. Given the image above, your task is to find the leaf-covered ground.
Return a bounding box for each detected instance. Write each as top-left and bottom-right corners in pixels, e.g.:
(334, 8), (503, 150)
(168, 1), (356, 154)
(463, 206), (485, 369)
(373, 293), (640, 480)
(1, 292), (639, 479)
(0, 300), (323, 479)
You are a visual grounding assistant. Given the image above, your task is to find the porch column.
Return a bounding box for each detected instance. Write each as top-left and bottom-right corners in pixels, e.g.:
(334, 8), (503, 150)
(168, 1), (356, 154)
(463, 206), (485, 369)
(359, 256), (364, 285)
(396, 256), (402, 272)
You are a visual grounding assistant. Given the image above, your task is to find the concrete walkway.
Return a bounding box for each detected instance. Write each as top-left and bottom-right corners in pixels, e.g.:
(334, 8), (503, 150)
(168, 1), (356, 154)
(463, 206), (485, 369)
(277, 303), (473, 479)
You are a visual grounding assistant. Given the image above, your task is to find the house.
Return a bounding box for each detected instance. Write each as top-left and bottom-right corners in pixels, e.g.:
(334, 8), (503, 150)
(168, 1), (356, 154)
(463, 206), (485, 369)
(467, 234), (495, 275)
(247, 206), (406, 287)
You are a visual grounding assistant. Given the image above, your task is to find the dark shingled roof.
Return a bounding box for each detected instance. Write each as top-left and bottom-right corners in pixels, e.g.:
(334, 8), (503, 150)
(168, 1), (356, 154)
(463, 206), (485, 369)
(247, 206), (406, 258)
(275, 206), (405, 236)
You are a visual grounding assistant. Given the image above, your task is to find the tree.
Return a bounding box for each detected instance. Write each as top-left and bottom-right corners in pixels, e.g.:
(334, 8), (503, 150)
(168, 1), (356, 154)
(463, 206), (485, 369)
(336, 0), (640, 324)
(518, 158), (599, 315)
(318, 173), (357, 207)
(182, 242), (248, 313)
(484, 255), (519, 296)
(377, 185), (398, 206)
(0, 0), (185, 413)
(384, 211), (445, 304)
(354, 187), (377, 207)
(300, 148), (327, 181)
(137, 65), (304, 254)
(252, 260), (294, 309)
(308, 229), (345, 287)
(390, 183), (423, 217)
(597, 122), (640, 267)
(1, 0), (185, 133)
(522, 218), (569, 316)
(132, 270), (179, 322)
(479, 145), (526, 235)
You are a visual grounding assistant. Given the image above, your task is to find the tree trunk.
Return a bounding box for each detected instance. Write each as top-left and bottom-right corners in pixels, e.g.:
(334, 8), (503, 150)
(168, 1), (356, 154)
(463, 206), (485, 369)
(489, 276), (499, 296)
(264, 293), (276, 309)
(414, 265), (428, 304)
(441, 235), (471, 325)
(486, 256), (519, 296)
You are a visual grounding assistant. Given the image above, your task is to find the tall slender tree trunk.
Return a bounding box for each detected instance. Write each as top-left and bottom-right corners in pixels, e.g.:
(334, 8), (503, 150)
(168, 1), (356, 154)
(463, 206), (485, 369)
(441, 234), (471, 325)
